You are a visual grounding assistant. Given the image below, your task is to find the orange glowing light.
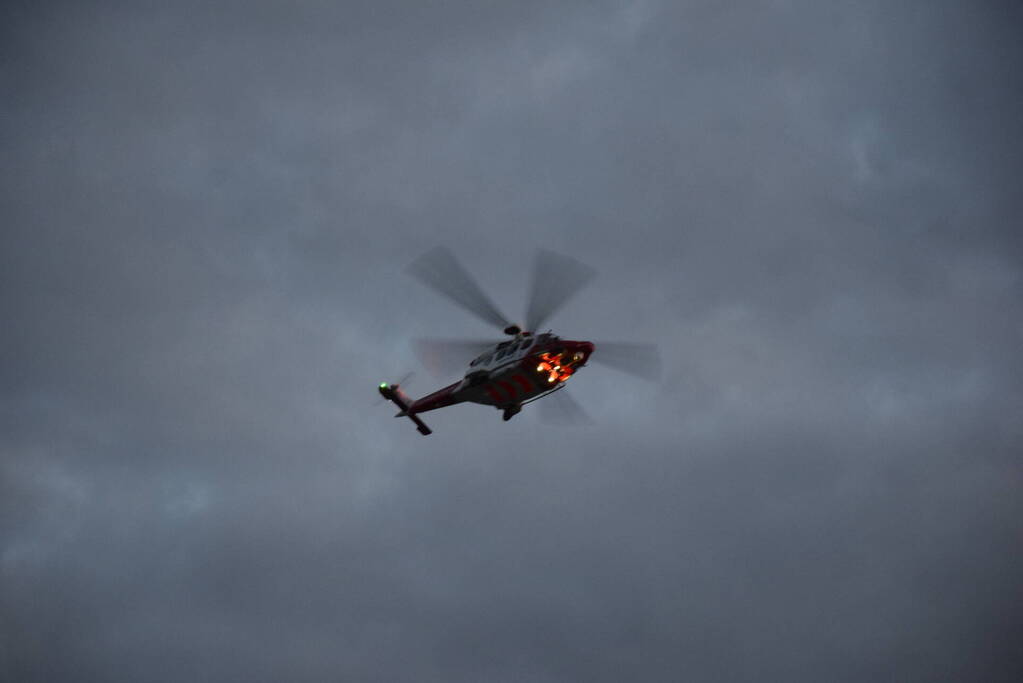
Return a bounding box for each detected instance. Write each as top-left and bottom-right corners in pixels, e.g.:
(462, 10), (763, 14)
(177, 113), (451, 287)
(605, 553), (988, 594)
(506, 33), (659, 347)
(536, 351), (578, 384)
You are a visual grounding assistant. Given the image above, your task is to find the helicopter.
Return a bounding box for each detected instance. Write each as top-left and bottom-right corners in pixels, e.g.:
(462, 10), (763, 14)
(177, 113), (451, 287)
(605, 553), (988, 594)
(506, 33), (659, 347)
(378, 247), (660, 435)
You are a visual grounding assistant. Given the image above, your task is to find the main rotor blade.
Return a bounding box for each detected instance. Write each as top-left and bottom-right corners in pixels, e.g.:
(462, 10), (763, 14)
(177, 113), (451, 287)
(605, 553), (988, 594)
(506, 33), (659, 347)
(524, 249), (596, 333)
(538, 387), (593, 425)
(413, 338), (498, 379)
(407, 247), (512, 332)
(590, 342), (662, 381)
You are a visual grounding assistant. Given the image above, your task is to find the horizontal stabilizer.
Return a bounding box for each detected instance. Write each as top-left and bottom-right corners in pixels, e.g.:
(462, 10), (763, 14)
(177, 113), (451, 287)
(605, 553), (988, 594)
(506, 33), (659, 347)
(378, 383), (432, 435)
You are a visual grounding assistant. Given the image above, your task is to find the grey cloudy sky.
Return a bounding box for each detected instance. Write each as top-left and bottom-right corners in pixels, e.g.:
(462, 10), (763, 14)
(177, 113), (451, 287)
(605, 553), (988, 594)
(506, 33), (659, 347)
(2, 1), (1021, 681)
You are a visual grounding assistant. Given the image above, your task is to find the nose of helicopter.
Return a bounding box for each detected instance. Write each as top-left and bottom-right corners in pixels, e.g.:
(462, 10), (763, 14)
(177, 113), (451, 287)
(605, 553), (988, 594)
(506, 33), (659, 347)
(569, 340), (595, 361)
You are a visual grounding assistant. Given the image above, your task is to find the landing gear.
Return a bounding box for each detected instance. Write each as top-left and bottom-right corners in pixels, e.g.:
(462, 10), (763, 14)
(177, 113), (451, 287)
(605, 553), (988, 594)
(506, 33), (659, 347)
(502, 405), (521, 421)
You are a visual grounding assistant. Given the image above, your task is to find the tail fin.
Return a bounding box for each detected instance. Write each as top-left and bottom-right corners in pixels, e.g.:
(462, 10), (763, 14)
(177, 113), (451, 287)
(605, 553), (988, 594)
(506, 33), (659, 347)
(378, 383), (432, 435)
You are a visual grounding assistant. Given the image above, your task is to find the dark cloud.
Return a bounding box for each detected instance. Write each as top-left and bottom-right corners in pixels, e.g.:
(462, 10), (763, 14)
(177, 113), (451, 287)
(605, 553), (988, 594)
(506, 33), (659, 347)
(3, 1), (1021, 681)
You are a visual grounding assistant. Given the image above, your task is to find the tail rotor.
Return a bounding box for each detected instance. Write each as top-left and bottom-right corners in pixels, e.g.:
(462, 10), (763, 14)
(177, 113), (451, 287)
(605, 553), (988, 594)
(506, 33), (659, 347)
(373, 371), (416, 406)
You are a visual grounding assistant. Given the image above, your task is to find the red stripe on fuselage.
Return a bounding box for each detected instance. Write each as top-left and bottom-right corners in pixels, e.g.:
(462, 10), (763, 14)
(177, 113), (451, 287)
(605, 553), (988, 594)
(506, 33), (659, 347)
(499, 380), (517, 401)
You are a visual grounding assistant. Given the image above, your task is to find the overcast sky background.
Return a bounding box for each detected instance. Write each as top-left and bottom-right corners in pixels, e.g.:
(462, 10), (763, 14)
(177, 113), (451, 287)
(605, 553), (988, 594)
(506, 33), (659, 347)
(2, 1), (1022, 681)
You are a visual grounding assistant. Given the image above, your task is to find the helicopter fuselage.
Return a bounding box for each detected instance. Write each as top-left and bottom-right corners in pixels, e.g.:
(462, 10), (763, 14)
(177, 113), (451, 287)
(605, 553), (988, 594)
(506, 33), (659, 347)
(379, 334), (594, 431)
